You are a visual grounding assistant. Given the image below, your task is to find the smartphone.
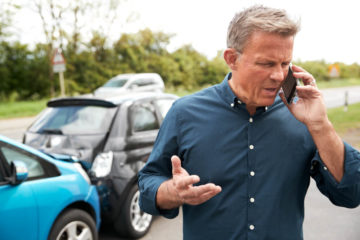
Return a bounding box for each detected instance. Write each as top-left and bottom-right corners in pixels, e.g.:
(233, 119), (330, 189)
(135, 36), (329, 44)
(282, 66), (298, 104)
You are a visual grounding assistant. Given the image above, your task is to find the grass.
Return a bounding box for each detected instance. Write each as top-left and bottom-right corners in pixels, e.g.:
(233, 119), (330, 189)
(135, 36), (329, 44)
(327, 102), (360, 134)
(0, 99), (48, 119)
(317, 78), (360, 89)
(328, 103), (360, 150)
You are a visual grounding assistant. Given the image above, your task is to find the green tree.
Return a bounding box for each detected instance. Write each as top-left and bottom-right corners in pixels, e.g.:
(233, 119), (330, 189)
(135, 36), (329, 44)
(336, 62), (360, 79)
(294, 60), (329, 81)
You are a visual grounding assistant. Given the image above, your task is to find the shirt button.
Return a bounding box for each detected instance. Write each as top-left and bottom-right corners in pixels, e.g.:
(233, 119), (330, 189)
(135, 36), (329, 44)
(250, 197), (255, 203)
(249, 145), (254, 150)
(250, 171), (255, 176)
(249, 117), (253, 123)
(323, 166), (328, 171)
(249, 225), (255, 230)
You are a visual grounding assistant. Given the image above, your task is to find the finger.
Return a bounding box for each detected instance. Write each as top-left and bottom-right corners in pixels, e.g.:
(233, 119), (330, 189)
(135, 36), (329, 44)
(278, 90), (290, 107)
(291, 64), (306, 72)
(191, 187), (222, 205)
(184, 184), (222, 205)
(309, 78), (317, 87)
(171, 155), (183, 175)
(290, 66), (317, 87)
(182, 183), (221, 199)
(176, 175), (200, 189)
(296, 86), (322, 99)
(299, 75), (316, 87)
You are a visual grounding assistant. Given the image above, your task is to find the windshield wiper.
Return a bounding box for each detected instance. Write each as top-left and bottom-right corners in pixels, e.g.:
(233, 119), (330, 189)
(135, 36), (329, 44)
(41, 128), (63, 135)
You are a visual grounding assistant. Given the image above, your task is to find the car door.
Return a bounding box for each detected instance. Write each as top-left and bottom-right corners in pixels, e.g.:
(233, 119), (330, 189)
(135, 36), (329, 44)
(126, 100), (160, 163)
(154, 97), (177, 124)
(0, 142), (39, 240)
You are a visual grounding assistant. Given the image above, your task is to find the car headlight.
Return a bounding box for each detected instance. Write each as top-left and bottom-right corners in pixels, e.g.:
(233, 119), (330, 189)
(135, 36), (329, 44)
(91, 151), (113, 178)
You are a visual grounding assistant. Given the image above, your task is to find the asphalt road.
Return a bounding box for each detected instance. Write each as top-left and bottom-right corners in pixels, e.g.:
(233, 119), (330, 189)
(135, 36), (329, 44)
(1, 87), (360, 240)
(321, 86), (360, 109)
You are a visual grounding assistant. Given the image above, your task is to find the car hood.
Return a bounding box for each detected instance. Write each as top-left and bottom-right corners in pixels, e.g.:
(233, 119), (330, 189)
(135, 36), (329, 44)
(24, 132), (107, 163)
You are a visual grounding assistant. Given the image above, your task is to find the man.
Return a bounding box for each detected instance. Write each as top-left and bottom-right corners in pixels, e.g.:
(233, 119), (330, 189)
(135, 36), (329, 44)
(138, 5), (360, 240)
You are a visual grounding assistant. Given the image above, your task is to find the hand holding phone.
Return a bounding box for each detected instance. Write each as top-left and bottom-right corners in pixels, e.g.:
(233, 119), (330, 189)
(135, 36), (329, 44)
(282, 65), (298, 104)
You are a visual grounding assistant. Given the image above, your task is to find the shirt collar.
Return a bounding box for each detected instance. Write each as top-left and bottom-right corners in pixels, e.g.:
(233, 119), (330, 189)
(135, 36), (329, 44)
(219, 72), (239, 108)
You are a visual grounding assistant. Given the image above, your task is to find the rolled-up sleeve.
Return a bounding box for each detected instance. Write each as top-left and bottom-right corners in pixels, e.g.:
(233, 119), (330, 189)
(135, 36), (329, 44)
(138, 102), (181, 219)
(310, 142), (360, 208)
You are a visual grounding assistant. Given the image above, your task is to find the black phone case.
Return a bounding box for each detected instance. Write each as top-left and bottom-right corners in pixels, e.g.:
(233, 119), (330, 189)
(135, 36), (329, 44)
(282, 67), (297, 104)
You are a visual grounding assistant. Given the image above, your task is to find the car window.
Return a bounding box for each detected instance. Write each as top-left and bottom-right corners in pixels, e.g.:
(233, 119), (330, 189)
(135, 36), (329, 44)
(155, 99), (175, 119)
(132, 78), (154, 87)
(131, 103), (159, 132)
(103, 78), (128, 88)
(29, 106), (117, 135)
(0, 146), (45, 178)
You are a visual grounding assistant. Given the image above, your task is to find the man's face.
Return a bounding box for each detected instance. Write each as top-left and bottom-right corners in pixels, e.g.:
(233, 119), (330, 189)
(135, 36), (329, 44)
(230, 31), (294, 109)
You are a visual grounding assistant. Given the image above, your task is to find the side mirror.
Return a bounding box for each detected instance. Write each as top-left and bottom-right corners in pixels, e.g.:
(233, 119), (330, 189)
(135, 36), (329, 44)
(7, 161), (28, 185)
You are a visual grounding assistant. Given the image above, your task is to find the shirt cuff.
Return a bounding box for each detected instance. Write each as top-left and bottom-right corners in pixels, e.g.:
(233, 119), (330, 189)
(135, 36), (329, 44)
(139, 175), (179, 219)
(310, 141), (360, 188)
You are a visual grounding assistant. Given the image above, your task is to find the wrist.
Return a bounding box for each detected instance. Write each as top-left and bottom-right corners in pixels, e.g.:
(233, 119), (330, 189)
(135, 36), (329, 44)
(166, 179), (184, 206)
(156, 179), (183, 210)
(306, 117), (332, 134)
(306, 116), (333, 133)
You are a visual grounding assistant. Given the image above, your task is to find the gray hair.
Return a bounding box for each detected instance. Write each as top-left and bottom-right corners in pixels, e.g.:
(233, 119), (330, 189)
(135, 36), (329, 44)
(227, 5), (300, 52)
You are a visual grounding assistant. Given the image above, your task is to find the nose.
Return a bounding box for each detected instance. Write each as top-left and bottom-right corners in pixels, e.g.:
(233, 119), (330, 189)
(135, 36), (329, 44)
(270, 66), (285, 82)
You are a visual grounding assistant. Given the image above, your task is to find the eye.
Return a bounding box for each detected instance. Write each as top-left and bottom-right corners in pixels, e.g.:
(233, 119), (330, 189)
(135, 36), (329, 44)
(282, 62), (290, 68)
(257, 62), (274, 67)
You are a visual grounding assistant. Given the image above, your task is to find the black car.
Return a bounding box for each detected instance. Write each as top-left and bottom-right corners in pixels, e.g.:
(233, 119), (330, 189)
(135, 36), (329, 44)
(23, 92), (178, 238)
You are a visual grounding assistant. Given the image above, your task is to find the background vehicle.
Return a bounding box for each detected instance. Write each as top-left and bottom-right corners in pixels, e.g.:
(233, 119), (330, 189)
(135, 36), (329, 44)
(23, 92), (178, 238)
(94, 73), (165, 97)
(0, 135), (100, 240)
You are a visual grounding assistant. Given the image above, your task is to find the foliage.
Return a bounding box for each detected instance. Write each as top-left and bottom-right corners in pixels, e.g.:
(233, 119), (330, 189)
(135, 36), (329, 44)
(1, 0), (360, 101)
(294, 60), (360, 81)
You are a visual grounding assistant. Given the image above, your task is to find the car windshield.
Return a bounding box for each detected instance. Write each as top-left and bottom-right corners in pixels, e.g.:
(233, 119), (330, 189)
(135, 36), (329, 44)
(29, 105), (117, 135)
(103, 78), (129, 88)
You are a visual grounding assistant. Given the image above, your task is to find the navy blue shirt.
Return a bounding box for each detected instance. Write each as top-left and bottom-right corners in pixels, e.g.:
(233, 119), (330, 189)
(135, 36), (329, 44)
(138, 73), (360, 240)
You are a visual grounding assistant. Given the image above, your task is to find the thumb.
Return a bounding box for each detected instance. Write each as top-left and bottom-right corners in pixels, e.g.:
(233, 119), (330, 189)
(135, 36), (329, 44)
(171, 155), (182, 175)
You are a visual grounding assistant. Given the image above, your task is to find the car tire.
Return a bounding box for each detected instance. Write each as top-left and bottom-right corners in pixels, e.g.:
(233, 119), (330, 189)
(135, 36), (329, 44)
(48, 209), (98, 240)
(114, 184), (153, 238)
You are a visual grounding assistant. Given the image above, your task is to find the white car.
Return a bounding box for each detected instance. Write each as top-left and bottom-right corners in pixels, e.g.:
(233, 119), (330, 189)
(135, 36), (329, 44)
(94, 73), (165, 97)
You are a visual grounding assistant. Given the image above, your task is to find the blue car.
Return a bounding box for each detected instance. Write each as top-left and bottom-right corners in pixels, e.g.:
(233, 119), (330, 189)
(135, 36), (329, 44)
(0, 135), (101, 240)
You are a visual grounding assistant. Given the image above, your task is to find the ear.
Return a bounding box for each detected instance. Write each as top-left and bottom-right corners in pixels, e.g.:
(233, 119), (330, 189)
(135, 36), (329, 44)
(223, 48), (239, 71)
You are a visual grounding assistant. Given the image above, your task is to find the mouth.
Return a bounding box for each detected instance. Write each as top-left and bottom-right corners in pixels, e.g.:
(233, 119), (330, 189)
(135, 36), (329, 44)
(263, 87), (278, 95)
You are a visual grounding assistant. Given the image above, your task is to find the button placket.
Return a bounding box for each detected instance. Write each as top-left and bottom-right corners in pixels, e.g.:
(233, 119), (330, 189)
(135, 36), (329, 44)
(247, 118), (257, 235)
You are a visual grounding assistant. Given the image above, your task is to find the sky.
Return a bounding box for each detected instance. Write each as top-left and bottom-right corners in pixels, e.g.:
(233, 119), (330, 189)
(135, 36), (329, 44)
(14, 0), (360, 64)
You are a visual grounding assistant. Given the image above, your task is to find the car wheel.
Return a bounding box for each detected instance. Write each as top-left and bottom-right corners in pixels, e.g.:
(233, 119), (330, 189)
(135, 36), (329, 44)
(114, 184), (153, 238)
(48, 209), (98, 240)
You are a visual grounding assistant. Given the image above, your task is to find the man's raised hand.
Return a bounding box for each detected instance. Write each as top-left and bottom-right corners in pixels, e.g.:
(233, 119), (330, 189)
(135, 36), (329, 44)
(156, 155), (222, 209)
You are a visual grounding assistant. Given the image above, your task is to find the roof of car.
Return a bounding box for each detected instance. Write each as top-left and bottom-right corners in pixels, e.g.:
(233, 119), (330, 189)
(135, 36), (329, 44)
(110, 73), (161, 80)
(47, 92), (178, 107)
